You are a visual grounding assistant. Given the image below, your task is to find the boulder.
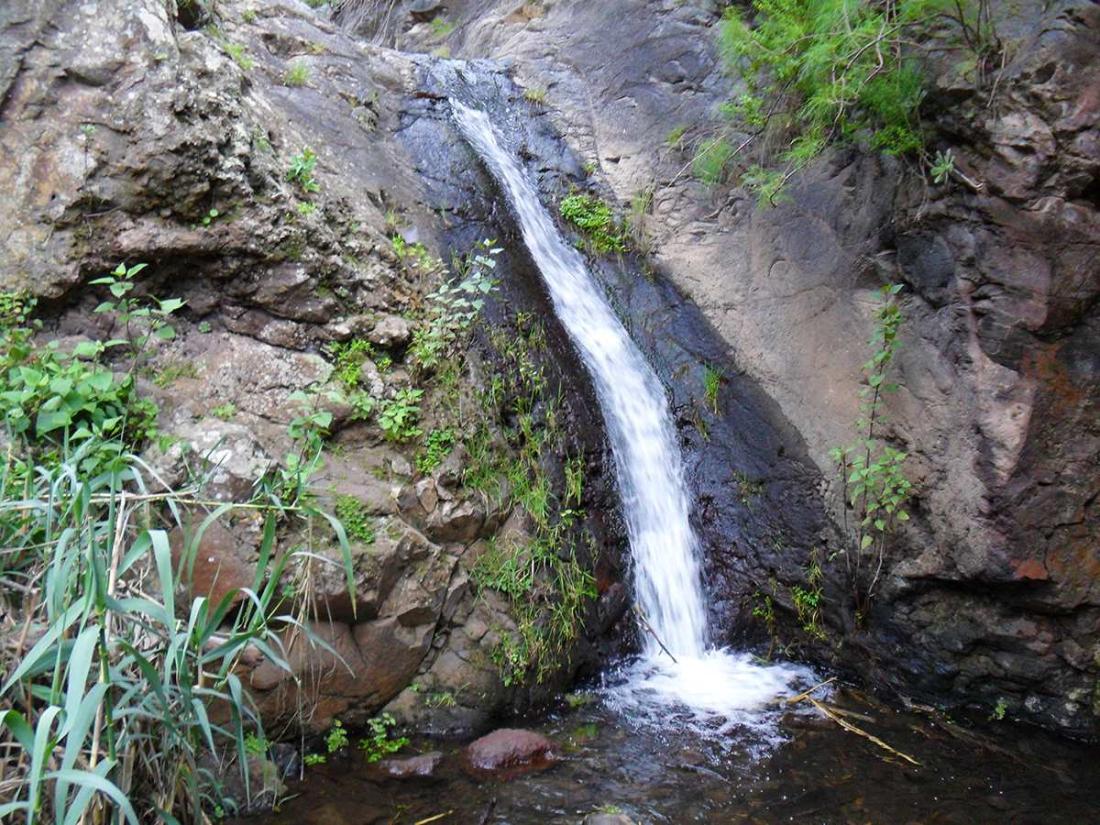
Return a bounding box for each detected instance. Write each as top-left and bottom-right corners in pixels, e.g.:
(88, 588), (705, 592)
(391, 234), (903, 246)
(464, 728), (557, 776)
(368, 314), (412, 347)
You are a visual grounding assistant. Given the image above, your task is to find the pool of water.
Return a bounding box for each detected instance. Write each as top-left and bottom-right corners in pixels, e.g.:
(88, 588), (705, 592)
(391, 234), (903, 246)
(251, 673), (1100, 824)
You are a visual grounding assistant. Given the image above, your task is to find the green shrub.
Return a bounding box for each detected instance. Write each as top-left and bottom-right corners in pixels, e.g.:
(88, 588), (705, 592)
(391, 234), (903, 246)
(287, 148), (320, 193)
(416, 427), (456, 474)
(829, 284), (912, 616)
(334, 494), (375, 543)
(283, 60), (310, 87)
(378, 388), (423, 442)
(357, 714), (408, 762)
(0, 261), (357, 821)
(222, 40), (253, 71)
(559, 194), (627, 254)
(410, 239), (499, 372)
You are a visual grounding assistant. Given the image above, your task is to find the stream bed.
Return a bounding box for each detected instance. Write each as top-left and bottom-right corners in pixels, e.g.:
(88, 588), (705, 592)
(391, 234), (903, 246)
(255, 672), (1100, 824)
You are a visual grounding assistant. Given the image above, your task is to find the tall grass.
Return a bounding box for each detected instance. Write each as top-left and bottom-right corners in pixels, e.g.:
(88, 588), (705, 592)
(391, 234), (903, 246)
(0, 441), (353, 823)
(0, 280), (355, 822)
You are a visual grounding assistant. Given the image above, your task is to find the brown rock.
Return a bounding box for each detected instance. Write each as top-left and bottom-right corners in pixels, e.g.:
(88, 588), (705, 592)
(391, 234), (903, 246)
(371, 751), (443, 780)
(169, 517), (254, 608)
(464, 728), (557, 777)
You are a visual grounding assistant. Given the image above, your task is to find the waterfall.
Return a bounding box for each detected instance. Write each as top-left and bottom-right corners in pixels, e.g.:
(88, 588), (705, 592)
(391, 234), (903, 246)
(453, 102), (812, 729)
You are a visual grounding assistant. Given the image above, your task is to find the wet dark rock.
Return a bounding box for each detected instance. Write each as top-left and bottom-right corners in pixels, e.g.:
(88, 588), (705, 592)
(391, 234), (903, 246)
(584, 814), (637, 825)
(371, 751), (443, 779)
(464, 728), (558, 777)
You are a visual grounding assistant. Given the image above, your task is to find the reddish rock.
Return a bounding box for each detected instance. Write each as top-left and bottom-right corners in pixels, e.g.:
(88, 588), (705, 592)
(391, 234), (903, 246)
(169, 518), (254, 608)
(464, 728), (557, 778)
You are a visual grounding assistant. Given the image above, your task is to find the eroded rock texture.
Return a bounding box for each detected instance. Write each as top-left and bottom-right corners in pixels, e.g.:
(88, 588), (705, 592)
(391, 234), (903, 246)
(2, 0), (1097, 737)
(0, 0), (622, 734)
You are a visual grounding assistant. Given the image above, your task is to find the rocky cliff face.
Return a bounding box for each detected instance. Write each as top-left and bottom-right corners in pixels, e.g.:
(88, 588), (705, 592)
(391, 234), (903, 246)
(2, 0), (1097, 738)
(0, 0), (627, 734)
(339, 0), (1100, 736)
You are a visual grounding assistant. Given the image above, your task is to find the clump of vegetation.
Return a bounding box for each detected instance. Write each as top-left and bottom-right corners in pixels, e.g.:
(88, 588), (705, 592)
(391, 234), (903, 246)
(211, 400), (237, 420)
(466, 314), (597, 687)
(334, 494), (375, 543)
(830, 284), (912, 617)
(429, 17), (455, 37)
(222, 40), (253, 71)
(705, 0), (1001, 201)
(791, 550), (826, 640)
(283, 60), (311, 87)
(152, 359), (200, 387)
(357, 714), (408, 762)
(665, 124), (688, 150)
(559, 193), (628, 254)
(523, 86), (548, 105)
(417, 427), (456, 474)
(626, 186), (654, 256)
(409, 239), (500, 372)
(0, 267), (356, 823)
(287, 147), (320, 194)
(703, 364), (723, 414)
(378, 388), (424, 442)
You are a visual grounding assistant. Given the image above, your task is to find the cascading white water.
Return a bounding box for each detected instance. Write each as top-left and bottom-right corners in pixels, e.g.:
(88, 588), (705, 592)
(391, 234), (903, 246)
(453, 102), (813, 731)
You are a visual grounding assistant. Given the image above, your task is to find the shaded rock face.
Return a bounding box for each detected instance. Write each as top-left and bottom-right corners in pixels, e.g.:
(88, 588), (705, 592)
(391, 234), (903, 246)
(337, 0), (1100, 735)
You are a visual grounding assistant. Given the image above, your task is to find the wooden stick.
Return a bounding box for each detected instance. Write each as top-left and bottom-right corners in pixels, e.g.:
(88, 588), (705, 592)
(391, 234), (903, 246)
(632, 603), (678, 664)
(414, 813), (453, 825)
(808, 697), (920, 767)
(784, 676), (836, 705)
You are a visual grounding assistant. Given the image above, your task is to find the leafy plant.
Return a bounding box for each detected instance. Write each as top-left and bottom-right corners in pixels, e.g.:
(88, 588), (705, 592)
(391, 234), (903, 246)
(357, 714), (408, 762)
(665, 124), (688, 150)
(329, 338), (373, 389)
(429, 17), (455, 37)
(930, 148), (955, 184)
(283, 60), (310, 87)
(211, 401), (237, 420)
(829, 284), (913, 615)
(416, 427), (456, 474)
(303, 753), (326, 767)
(707, 1), (1004, 201)
(378, 389), (423, 442)
(559, 194), (627, 254)
(523, 86), (548, 105)
(287, 148), (320, 194)
(791, 550), (826, 640)
(223, 40), (253, 70)
(324, 719), (349, 754)
(692, 137), (735, 186)
(409, 239), (499, 372)
(334, 494), (375, 543)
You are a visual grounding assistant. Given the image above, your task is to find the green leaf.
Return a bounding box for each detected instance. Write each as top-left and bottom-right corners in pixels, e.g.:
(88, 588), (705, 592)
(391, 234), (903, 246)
(860, 534), (873, 550)
(37, 408), (72, 434)
(154, 325), (176, 341)
(46, 768), (139, 825)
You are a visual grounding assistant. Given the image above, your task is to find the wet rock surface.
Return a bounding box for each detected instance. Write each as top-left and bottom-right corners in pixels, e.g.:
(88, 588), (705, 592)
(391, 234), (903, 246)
(348, 0), (1100, 737)
(370, 751), (443, 780)
(464, 728), (558, 777)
